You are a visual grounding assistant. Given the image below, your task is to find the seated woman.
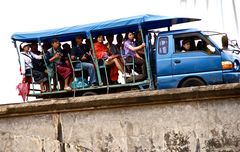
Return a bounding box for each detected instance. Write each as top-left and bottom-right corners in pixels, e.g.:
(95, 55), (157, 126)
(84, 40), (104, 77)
(20, 42), (48, 92)
(123, 31), (146, 81)
(94, 34), (130, 81)
(105, 33), (126, 83)
(45, 38), (73, 91)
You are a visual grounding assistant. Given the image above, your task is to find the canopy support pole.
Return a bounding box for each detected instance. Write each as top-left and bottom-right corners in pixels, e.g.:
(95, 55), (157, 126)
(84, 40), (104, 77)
(13, 41), (21, 66)
(88, 32), (103, 86)
(138, 24), (151, 84)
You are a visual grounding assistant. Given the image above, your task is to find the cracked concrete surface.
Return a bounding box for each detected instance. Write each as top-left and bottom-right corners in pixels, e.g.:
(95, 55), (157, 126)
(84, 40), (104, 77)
(0, 84), (240, 151)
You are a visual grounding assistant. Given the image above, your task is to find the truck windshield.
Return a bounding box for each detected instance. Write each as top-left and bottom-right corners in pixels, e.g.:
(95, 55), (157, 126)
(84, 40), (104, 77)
(203, 31), (240, 51)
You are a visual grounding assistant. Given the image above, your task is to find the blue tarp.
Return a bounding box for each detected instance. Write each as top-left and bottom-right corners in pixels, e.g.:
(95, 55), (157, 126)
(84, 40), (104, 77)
(11, 14), (200, 42)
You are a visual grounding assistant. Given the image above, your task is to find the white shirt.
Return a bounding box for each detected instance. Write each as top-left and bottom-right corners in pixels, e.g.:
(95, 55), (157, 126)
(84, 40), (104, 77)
(20, 51), (42, 75)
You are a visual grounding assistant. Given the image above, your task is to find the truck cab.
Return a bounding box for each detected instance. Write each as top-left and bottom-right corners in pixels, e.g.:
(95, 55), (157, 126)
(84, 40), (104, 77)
(155, 29), (240, 89)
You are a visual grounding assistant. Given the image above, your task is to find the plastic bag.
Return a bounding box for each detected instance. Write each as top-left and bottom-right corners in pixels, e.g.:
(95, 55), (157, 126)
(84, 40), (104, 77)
(71, 77), (89, 89)
(16, 82), (29, 102)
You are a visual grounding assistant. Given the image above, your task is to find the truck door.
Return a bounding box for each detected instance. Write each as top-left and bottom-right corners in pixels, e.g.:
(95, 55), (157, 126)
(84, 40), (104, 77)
(156, 35), (175, 89)
(171, 33), (223, 86)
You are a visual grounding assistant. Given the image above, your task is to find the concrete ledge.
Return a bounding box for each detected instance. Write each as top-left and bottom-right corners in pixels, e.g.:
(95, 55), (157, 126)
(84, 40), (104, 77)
(1, 83), (240, 118)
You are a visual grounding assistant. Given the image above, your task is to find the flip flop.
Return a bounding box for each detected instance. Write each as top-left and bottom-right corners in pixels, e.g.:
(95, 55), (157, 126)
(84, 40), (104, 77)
(64, 86), (72, 91)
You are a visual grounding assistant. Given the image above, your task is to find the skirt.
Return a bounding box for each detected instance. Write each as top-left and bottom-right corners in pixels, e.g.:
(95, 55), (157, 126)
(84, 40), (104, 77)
(56, 64), (72, 79)
(32, 69), (48, 83)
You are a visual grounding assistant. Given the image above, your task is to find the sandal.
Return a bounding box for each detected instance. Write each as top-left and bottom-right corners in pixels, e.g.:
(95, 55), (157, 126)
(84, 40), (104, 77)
(64, 86), (72, 91)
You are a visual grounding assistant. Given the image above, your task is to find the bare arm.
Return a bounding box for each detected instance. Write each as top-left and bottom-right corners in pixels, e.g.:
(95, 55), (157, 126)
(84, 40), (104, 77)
(128, 43), (145, 52)
(30, 52), (42, 60)
(49, 53), (60, 62)
(135, 53), (143, 60)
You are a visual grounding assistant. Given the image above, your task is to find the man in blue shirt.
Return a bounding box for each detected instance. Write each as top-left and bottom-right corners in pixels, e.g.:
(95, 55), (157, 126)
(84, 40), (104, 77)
(71, 36), (97, 86)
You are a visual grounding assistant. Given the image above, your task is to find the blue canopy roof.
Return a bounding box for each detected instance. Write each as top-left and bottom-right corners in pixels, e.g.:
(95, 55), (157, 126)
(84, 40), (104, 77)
(11, 14), (200, 42)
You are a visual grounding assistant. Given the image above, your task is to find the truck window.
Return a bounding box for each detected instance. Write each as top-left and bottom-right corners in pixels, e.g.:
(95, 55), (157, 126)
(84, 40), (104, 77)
(158, 37), (168, 55)
(174, 35), (218, 55)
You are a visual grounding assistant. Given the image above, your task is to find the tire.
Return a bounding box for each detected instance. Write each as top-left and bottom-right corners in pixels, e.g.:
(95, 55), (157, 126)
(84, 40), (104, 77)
(180, 78), (205, 88)
(82, 91), (98, 96)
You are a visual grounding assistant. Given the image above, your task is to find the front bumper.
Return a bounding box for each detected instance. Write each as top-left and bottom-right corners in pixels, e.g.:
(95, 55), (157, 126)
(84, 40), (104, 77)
(223, 72), (240, 83)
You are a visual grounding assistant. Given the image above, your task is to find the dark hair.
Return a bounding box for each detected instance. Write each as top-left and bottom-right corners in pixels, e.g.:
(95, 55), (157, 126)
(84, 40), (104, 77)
(182, 39), (190, 45)
(29, 41), (38, 45)
(96, 33), (103, 38)
(71, 39), (76, 47)
(95, 33), (105, 42)
(124, 31), (134, 40)
(135, 30), (140, 37)
(106, 34), (114, 43)
(106, 33), (114, 39)
(62, 43), (70, 49)
(117, 34), (123, 40)
(51, 38), (59, 44)
(75, 35), (83, 39)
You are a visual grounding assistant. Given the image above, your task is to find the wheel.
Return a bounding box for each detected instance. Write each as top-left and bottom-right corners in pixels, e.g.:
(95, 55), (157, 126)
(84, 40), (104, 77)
(180, 78), (205, 88)
(82, 91), (98, 96)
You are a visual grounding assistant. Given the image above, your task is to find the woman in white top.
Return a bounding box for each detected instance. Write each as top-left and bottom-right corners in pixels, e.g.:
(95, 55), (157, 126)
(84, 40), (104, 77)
(20, 43), (48, 92)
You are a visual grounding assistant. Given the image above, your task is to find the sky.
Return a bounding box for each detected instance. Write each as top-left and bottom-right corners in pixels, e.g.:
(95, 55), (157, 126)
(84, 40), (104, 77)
(0, 0), (239, 104)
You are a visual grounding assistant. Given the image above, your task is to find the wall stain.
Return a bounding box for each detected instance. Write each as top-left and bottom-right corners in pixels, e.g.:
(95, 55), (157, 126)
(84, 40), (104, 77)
(64, 129), (240, 152)
(100, 133), (123, 152)
(164, 130), (190, 152)
(204, 129), (240, 152)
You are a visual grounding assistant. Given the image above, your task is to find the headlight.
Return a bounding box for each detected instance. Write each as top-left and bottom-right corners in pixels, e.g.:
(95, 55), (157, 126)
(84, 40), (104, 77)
(233, 60), (240, 71)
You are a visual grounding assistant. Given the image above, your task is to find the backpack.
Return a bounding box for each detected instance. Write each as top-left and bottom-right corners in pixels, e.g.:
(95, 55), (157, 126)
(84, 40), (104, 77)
(22, 53), (45, 71)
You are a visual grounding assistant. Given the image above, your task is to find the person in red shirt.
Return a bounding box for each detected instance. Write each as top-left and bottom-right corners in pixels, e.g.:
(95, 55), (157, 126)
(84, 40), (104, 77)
(94, 34), (130, 79)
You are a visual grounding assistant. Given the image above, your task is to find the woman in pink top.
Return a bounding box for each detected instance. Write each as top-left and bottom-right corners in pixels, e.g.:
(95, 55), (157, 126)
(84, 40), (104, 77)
(123, 31), (146, 81)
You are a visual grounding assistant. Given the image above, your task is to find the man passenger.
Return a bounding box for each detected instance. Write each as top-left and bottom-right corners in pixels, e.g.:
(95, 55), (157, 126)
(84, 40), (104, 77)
(71, 36), (97, 87)
(181, 39), (191, 52)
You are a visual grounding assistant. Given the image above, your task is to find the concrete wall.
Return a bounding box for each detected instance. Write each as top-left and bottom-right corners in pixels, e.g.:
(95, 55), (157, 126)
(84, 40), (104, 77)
(1, 84), (240, 152)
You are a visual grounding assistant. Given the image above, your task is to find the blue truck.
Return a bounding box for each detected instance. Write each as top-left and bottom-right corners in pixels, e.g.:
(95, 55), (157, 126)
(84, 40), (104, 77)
(11, 14), (240, 98)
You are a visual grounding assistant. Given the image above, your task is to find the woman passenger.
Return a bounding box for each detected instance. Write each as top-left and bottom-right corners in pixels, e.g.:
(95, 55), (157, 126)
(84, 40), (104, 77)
(20, 42), (48, 92)
(94, 34), (130, 78)
(123, 31), (146, 80)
